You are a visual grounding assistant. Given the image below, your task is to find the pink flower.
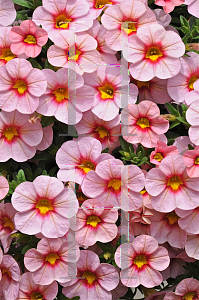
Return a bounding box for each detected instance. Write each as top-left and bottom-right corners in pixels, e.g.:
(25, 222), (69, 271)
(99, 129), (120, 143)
(186, 100), (199, 145)
(123, 24), (185, 81)
(121, 101), (169, 148)
(32, 0), (93, 42)
(155, 0), (184, 14)
(0, 254), (20, 300)
(36, 124), (53, 151)
(9, 20), (48, 58)
(173, 136), (195, 155)
(0, 177), (9, 200)
(164, 278), (199, 300)
(36, 68), (94, 124)
(86, 0), (122, 19)
(0, 0), (16, 26)
(115, 235), (170, 288)
(167, 52), (199, 105)
(150, 141), (178, 166)
(185, 234), (199, 259)
(18, 272), (58, 300)
(101, 0), (157, 51)
(0, 58), (47, 114)
(47, 31), (101, 75)
(0, 27), (17, 66)
(0, 201), (17, 253)
(70, 198), (118, 247)
(11, 175), (79, 238)
(56, 137), (112, 184)
(62, 250), (119, 300)
(84, 65), (138, 121)
(185, 0), (199, 18)
(24, 236), (80, 285)
(81, 158), (145, 211)
(111, 279), (128, 300)
(145, 155), (199, 212)
(0, 110), (43, 162)
(183, 146), (199, 177)
(75, 110), (120, 152)
(177, 206), (199, 235)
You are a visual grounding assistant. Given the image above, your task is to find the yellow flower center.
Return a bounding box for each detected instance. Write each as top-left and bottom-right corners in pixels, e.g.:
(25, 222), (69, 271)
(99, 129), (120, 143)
(13, 80), (27, 94)
(133, 254), (147, 268)
(136, 118), (150, 129)
(195, 157), (199, 165)
(121, 21), (137, 35)
(86, 215), (101, 227)
(140, 188), (147, 195)
(53, 87), (68, 102)
(55, 15), (71, 29)
(145, 46), (163, 61)
(0, 48), (16, 62)
(183, 292), (196, 300)
(166, 211), (180, 225)
(45, 253), (60, 265)
(188, 75), (198, 90)
(2, 269), (11, 277)
(78, 160), (95, 174)
(108, 178), (121, 190)
(95, 126), (109, 138)
(3, 126), (19, 141)
(136, 80), (150, 89)
(68, 48), (81, 61)
(82, 271), (97, 284)
(167, 176), (183, 191)
(31, 292), (44, 300)
(2, 216), (14, 231)
(153, 152), (164, 162)
(24, 35), (36, 44)
(35, 199), (53, 214)
(95, 0), (112, 8)
(98, 83), (114, 99)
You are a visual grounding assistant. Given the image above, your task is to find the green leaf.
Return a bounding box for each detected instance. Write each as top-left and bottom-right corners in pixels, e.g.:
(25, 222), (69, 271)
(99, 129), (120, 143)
(169, 120), (180, 129)
(16, 169), (26, 183)
(180, 15), (190, 33)
(176, 116), (190, 126)
(182, 33), (191, 44)
(16, 12), (29, 21)
(29, 58), (42, 70)
(188, 144), (194, 150)
(101, 147), (109, 153)
(165, 103), (180, 117)
(181, 104), (188, 112)
(41, 116), (55, 128)
(42, 170), (48, 175)
(21, 244), (32, 255)
(13, 0), (34, 9)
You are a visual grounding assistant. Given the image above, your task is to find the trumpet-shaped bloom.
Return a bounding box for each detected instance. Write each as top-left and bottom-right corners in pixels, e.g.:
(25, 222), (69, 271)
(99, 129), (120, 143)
(47, 31), (101, 75)
(70, 198), (118, 246)
(186, 100), (199, 145)
(115, 235), (170, 288)
(155, 0), (184, 14)
(0, 27), (17, 66)
(81, 158), (145, 211)
(0, 177), (9, 200)
(86, 0), (122, 19)
(167, 52), (199, 105)
(56, 137), (112, 184)
(164, 278), (199, 300)
(0, 110), (43, 162)
(121, 101), (169, 148)
(185, 0), (199, 18)
(185, 234), (199, 260)
(18, 272), (58, 300)
(62, 250), (119, 300)
(183, 146), (199, 177)
(36, 124), (53, 151)
(173, 136), (195, 155)
(0, 0), (16, 26)
(150, 141), (178, 166)
(84, 65), (138, 121)
(24, 236), (80, 285)
(36, 68), (94, 124)
(176, 206), (199, 235)
(0, 58), (47, 114)
(11, 175), (79, 238)
(123, 24), (185, 81)
(75, 110), (120, 152)
(9, 20), (48, 58)
(101, 0), (157, 51)
(32, 0), (93, 42)
(145, 155), (199, 212)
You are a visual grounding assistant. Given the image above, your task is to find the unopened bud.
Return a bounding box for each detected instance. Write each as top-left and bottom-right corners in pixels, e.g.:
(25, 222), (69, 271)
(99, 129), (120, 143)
(103, 252), (112, 260)
(161, 114), (177, 121)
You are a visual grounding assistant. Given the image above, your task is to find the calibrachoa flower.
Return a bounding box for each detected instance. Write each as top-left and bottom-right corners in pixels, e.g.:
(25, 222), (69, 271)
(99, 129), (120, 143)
(81, 158), (145, 211)
(164, 278), (199, 300)
(176, 206), (199, 235)
(183, 146), (199, 177)
(84, 65), (138, 121)
(155, 0), (184, 14)
(150, 141), (178, 166)
(145, 155), (199, 212)
(167, 52), (199, 105)
(36, 123), (53, 151)
(18, 272), (58, 300)
(185, 0), (199, 18)
(0, 176), (9, 200)
(9, 20), (48, 58)
(75, 110), (120, 152)
(32, 0), (93, 42)
(185, 234), (199, 259)
(101, 0), (157, 51)
(70, 198), (118, 246)
(0, 110), (43, 162)
(0, 58), (47, 114)
(47, 31), (101, 75)
(0, 0), (16, 26)
(173, 136), (195, 155)
(62, 250), (119, 300)
(154, 8), (172, 27)
(123, 24), (185, 81)
(0, 27), (17, 66)
(24, 237), (80, 285)
(115, 235), (170, 288)
(56, 137), (112, 184)
(36, 68), (94, 124)
(186, 100), (199, 145)
(0, 254), (20, 300)
(121, 101), (169, 148)
(0, 201), (17, 253)
(86, 0), (122, 19)
(11, 175), (79, 237)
